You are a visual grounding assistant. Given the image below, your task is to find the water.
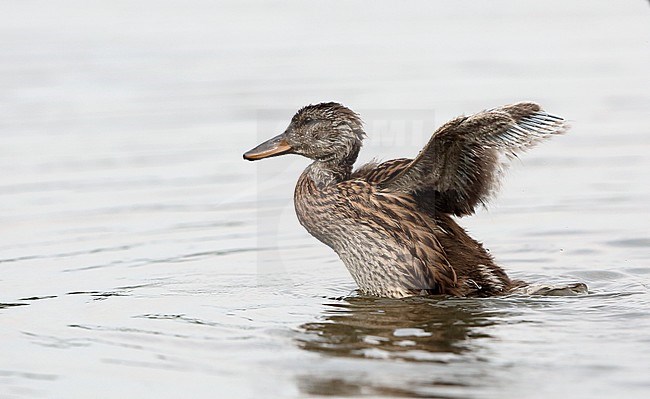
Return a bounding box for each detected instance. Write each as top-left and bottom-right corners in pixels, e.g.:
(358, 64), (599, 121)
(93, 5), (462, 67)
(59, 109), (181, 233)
(1, 0), (649, 397)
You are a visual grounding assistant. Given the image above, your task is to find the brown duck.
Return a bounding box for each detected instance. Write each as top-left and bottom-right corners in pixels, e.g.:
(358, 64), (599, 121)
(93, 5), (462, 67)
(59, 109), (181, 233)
(244, 102), (567, 298)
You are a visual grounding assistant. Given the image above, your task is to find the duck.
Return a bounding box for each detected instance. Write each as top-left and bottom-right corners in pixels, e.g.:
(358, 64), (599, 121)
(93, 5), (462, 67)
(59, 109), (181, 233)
(243, 102), (567, 298)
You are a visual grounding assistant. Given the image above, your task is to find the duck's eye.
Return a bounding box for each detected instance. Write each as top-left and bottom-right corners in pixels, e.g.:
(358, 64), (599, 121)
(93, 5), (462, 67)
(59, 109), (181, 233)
(303, 117), (321, 126)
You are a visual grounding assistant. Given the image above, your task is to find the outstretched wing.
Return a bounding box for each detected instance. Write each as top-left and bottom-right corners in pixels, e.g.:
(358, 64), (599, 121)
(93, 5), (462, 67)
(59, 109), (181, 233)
(377, 102), (568, 216)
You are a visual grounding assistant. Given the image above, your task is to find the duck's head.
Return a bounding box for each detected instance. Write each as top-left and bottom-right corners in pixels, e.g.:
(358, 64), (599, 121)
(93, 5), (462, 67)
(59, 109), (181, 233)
(243, 102), (365, 164)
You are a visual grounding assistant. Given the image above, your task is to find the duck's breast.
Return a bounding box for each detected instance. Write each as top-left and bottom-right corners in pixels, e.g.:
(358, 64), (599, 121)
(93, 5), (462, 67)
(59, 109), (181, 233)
(293, 172), (442, 297)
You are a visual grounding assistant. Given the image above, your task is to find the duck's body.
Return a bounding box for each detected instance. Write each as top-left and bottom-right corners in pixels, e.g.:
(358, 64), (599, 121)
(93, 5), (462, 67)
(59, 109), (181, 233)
(293, 160), (510, 297)
(245, 102), (567, 298)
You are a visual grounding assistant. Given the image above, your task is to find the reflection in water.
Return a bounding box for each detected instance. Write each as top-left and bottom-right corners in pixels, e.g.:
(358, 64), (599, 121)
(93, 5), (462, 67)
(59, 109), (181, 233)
(299, 295), (504, 360)
(296, 295), (511, 397)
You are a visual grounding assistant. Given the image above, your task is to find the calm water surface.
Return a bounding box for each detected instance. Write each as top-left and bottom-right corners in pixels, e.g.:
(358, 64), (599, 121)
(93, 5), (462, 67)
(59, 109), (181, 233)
(1, 1), (649, 398)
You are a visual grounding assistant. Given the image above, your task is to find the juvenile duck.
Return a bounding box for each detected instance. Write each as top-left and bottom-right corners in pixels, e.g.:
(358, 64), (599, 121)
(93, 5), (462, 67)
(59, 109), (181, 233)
(244, 102), (567, 298)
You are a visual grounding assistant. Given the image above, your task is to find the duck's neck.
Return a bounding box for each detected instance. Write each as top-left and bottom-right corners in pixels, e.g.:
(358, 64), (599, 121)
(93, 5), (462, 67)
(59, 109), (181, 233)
(306, 147), (359, 189)
(306, 160), (350, 189)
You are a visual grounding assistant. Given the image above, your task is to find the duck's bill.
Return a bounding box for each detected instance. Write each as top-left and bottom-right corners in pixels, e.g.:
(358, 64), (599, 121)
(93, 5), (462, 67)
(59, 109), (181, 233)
(243, 134), (293, 160)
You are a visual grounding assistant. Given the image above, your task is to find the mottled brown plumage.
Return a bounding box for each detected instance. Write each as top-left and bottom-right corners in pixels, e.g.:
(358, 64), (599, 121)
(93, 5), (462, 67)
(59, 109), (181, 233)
(244, 102), (567, 298)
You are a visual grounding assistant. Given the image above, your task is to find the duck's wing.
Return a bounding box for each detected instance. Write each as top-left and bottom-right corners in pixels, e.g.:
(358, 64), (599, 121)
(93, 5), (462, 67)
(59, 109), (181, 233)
(377, 102), (568, 216)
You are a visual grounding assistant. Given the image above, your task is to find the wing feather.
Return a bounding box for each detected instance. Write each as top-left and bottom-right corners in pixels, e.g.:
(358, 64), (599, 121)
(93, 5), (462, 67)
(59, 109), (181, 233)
(378, 102), (568, 216)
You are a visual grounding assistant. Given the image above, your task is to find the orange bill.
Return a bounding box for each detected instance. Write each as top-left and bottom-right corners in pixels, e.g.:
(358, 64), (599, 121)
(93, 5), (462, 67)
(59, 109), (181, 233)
(243, 134), (293, 161)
